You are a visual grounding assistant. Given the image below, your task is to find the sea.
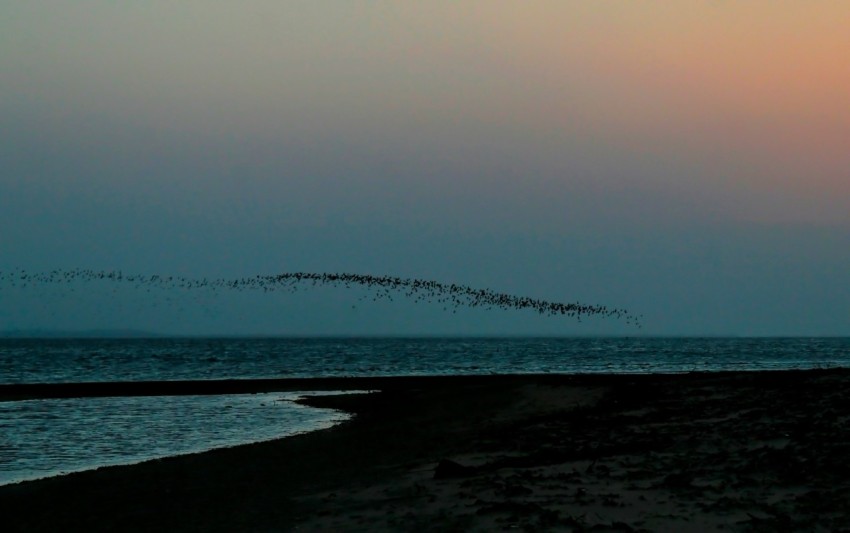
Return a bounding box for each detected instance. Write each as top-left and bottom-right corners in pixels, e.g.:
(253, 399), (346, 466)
(2, 336), (849, 486)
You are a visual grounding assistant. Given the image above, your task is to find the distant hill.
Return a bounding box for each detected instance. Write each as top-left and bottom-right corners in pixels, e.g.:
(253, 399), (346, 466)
(0, 329), (162, 339)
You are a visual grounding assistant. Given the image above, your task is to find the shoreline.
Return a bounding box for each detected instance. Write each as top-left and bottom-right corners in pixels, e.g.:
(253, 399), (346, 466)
(0, 390), (364, 488)
(2, 368), (843, 401)
(2, 369), (850, 530)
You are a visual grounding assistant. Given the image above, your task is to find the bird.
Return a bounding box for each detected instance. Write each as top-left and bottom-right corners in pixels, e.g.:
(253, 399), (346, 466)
(0, 268), (641, 327)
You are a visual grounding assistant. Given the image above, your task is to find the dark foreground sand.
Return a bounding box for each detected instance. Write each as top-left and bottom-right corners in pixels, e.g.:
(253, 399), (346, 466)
(2, 369), (850, 531)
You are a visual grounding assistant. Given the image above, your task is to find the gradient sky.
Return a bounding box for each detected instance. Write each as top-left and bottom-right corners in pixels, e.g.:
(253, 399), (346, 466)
(1, 2), (848, 335)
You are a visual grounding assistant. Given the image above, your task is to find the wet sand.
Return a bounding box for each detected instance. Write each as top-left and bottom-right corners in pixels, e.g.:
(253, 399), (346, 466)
(2, 369), (850, 531)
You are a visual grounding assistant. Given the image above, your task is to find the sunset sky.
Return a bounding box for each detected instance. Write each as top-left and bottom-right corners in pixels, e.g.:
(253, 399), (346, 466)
(1, 2), (848, 335)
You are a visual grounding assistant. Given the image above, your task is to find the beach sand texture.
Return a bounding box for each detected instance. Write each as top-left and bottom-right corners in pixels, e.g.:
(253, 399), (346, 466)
(2, 369), (850, 531)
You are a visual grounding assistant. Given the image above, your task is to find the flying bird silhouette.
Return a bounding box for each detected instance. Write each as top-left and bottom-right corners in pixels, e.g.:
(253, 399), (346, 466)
(0, 268), (642, 327)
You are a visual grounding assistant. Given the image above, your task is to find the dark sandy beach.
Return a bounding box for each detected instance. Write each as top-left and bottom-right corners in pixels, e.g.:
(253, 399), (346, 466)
(2, 369), (850, 531)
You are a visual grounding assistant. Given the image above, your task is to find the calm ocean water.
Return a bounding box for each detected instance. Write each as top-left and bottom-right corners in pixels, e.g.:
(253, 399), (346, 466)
(2, 337), (849, 486)
(3, 336), (850, 383)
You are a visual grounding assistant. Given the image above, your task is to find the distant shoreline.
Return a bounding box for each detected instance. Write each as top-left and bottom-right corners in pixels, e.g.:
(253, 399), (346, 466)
(4, 331), (848, 339)
(0, 329), (162, 339)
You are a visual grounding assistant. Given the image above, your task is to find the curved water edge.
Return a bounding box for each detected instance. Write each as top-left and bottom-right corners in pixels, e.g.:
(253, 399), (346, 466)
(0, 390), (374, 487)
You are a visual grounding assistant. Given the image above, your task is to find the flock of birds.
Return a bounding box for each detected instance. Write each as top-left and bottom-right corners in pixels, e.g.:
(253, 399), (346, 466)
(0, 268), (642, 328)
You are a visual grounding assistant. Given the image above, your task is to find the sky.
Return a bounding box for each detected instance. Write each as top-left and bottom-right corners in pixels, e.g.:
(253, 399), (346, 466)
(1, 2), (848, 336)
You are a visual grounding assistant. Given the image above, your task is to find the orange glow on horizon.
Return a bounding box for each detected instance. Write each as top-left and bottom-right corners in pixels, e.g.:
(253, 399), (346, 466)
(464, 2), (850, 203)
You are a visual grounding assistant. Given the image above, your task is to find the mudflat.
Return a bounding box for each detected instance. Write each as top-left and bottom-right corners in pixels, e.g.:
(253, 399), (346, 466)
(2, 370), (850, 531)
